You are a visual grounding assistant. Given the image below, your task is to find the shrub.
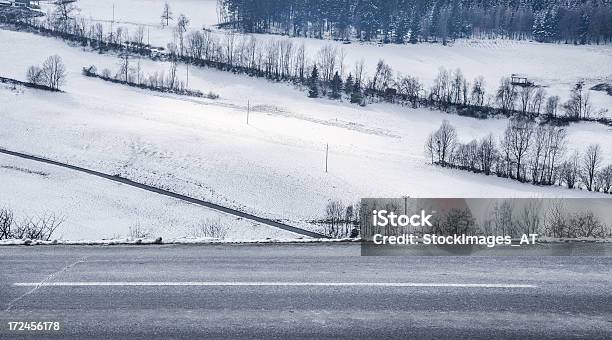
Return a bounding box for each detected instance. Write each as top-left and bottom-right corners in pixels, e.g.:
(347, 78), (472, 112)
(0, 208), (15, 240)
(0, 209), (64, 241)
(26, 66), (44, 85)
(190, 218), (228, 239)
(128, 223), (151, 239)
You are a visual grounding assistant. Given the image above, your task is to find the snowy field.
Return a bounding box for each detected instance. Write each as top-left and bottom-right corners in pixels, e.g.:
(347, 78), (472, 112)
(1, 27), (611, 239)
(0, 153), (301, 240)
(49, 0), (612, 114)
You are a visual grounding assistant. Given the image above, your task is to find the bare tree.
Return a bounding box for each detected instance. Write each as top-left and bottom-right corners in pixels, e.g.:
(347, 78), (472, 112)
(530, 87), (546, 116)
(161, 2), (173, 27)
(353, 59), (365, 87)
(478, 134), (497, 175)
(94, 23), (105, 48)
(450, 68), (464, 104)
(496, 77), (517, 113)
(545, 95), (560, 118)
(52, 0), (77, 32)
(324, 200), (346, 238)
(517, 199), (543, 235)
(542, 126), (566, 185)
(41, 55), (67, 90)
(370, 59), (393, 93)
(471, 76), (486, 106)
(530, 125), (548, 184)
(503, 118), (534, 181)
(567, 211), (607, 238)
(118, 53), (130, 82)
(26, 65), (44, 85)
(596, 165), (612, 194)
(133, 26), (146, 50)
(396, 75), (422, 108)
(175, 14), (190, 56)
(317, 45), (338, 84)
(425, 120), (457, 166)
(563, 81), (592, 119)
(167, 57), (178, 89)
(431, 67), (451, 106)
(582, 144), (602, 191)
(561, 151), (580, 189)
(545, 201), (567, 237)
(0, 208), (14, 240)
(518, 86), (534, 116)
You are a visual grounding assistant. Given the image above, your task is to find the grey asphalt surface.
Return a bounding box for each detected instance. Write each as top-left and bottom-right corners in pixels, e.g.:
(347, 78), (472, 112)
(0, 243), (611, 339)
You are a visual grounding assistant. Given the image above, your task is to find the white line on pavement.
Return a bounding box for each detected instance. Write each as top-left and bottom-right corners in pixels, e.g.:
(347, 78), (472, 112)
(13, 282), (537, 288)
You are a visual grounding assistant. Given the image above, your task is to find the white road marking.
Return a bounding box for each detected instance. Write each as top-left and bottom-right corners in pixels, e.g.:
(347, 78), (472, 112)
(13, 282), (537, 288)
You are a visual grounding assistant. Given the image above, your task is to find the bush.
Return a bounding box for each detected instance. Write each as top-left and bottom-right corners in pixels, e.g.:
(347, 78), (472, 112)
(0, 208), (64, 241)
(206, 91), (219, 99)
(26, 65), (44, 85)
(128, 223), (151, 239)
(190, 218), (228, 239)
(0, 208), (15, 239)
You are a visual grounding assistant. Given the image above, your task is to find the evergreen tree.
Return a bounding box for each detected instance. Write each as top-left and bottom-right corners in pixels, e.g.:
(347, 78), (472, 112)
(308, 65), (319, 98)
(344, 73), (354, 96)
(220, 0), (612, 46)
(409, 17), (420, 44)
(330, 72), (343, 99)
(350, 80), (363, 104)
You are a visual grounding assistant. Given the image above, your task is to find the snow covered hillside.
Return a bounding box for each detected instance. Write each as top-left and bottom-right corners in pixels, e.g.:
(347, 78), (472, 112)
(0, 153), (301, 240)
(0, 27), (610, 239)
(55, 0), (612, 113)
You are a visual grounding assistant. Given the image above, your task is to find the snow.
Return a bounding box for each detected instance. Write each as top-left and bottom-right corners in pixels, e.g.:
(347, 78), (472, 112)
(0, 25), (611, 240)
(0, 153), (302, 240)
(0, 237), (357, 246)
(44, 0), (612, 114)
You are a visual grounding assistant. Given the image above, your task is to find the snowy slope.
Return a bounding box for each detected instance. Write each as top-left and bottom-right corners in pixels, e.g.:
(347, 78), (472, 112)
(51, 0), (612, 113)
(1, 28), (611, 242)
(0, 153), (302, 240)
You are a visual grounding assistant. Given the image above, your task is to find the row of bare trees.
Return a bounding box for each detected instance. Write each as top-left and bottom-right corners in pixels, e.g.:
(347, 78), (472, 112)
(350, 198), (611, 239)
(11, 10), (610, 127)
(426, 120), (612, 193)
(0, 208), (64, 241)
(323, 200), (360, 238)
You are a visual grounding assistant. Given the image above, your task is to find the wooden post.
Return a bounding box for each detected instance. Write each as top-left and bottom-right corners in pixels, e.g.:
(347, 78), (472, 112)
(186, 63), (189, 89)
(325, 143), (329, 173)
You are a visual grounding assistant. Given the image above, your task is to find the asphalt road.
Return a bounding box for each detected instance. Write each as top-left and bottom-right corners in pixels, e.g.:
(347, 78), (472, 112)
(1, 244), (611, 339)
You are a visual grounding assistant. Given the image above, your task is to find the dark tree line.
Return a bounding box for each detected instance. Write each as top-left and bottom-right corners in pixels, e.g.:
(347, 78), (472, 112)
(218, 0), (612, 45)
(425, 119), (612, 193)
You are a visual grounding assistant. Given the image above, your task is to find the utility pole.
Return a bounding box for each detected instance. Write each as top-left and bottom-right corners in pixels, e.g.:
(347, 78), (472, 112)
(246, 100), (250, 125)
(325, 143), (329, 173)
(110, 3), (115, 43)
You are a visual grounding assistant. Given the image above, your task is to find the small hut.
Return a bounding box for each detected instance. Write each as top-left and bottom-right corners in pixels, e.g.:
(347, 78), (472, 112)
(511, 74), (533, 87)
